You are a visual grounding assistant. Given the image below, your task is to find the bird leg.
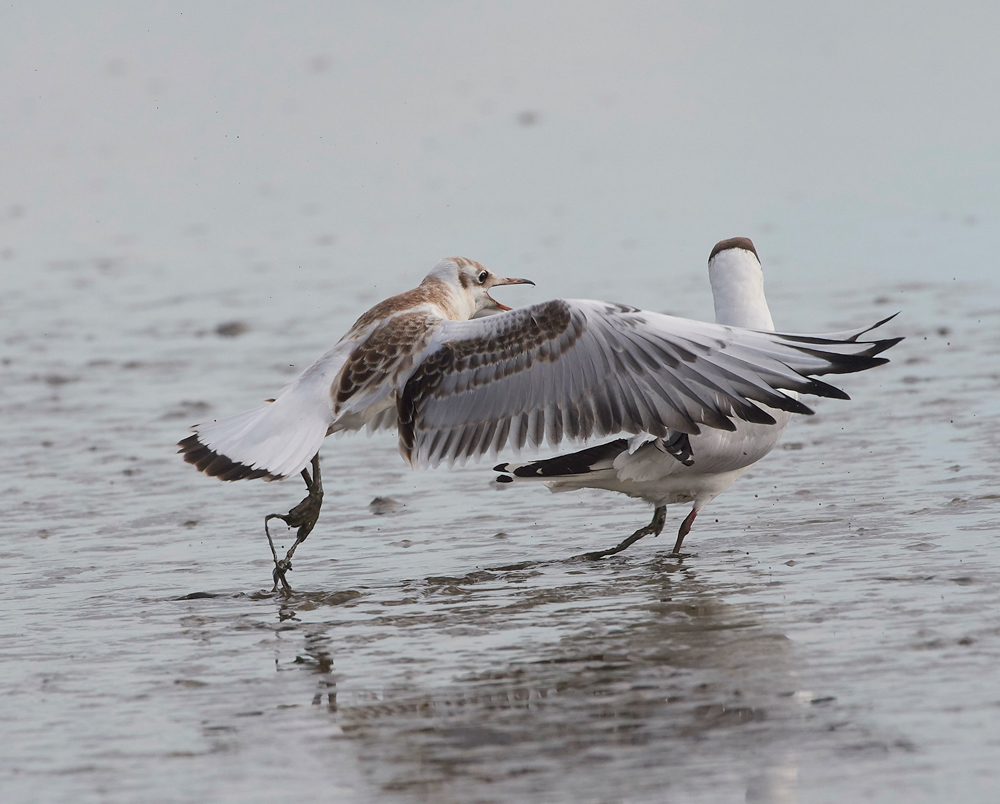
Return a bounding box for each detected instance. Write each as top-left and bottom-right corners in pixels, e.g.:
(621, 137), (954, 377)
(264, 453), (323, 595)
(670, 507), (698, 556)
(582, 505), (667, 560)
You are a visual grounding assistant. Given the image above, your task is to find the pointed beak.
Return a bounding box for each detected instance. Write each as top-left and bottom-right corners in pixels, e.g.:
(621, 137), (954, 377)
(485, 276), (534, 312)
(494, 276), (535, 287)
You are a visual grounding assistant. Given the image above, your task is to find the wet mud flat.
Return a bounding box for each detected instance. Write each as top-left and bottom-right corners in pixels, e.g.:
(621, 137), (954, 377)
(3, 263), (1000, 803)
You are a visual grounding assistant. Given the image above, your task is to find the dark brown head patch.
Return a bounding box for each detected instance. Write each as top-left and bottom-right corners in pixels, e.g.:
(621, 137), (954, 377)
(709, 237), (758, 262)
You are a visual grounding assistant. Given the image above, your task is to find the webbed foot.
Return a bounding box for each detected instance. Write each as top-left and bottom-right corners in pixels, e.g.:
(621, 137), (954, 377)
(579, 505), (667, 560)
(264, 453), (323, 595)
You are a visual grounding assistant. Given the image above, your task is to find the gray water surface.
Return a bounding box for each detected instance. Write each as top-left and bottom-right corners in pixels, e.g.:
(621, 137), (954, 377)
(3, 260), (997, 803)
(4, 3), (1000, 802)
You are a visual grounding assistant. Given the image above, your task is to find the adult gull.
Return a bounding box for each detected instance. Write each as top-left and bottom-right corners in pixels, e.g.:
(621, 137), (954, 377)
(395, 238), (901, 557)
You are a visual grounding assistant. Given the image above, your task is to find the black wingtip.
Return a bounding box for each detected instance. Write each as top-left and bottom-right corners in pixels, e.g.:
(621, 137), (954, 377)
(774, 392), (816, 416)
(848, 311), (901, 341)
(866, 337), (904, 356)
(177, 433), (280, 481)
(493, 463), (509, 472)
(496, 475), (514, 483)
(799, 377), (850, 401)
(735, 402), (778, 426)
(789, 344), (900, 375)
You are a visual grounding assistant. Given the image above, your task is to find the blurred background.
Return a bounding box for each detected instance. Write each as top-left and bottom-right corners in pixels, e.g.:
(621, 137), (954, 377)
(3, 1), (997, 302)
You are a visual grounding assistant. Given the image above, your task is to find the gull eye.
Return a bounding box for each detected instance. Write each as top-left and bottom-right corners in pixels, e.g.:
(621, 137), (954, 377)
(478, 270), (489, 284)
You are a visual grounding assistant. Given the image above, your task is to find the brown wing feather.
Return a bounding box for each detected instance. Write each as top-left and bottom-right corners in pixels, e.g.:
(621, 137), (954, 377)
(397, 300), (580, 461)
(395, 300), (901, 467)
(335, 311), (438, 412)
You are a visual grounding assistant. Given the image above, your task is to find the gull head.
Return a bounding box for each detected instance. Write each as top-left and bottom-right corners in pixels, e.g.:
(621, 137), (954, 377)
(708, 237), (763, 293)
(708, 237), (761, 274)
(426, 257), (534, 318)
(709, 237), (760, 272)
(707, 237), (773, 330)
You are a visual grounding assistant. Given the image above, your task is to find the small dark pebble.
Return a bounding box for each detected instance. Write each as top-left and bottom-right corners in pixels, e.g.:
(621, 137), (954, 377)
(43, 374), (78, 386)
(369, 496), (403, 515)
(215, 321), (249, 338)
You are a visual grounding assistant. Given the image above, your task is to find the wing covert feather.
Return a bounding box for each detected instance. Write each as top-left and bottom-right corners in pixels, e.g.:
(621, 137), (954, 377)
(397, 300), (901, 466)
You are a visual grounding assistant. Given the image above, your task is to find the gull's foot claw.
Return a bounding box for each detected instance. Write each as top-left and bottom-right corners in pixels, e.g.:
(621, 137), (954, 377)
(265, 513), (298, 595)
(262, 454), (324, 595)
(576, 507), (667, 561)
(263, 495), (320, 595)
(272, 558), (294, 596)
(284, 494), (323, 541)
(580, 526), (656, 561)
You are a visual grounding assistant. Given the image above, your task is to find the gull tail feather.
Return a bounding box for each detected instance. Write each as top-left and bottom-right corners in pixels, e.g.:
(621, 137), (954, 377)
(178, 394), (331, 482)
(494, 439), (628, 485)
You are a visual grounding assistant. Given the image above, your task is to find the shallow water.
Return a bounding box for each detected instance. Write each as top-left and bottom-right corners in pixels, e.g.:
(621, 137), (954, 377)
(4, 4), (1000, 802)
(3, 255), (999, 803)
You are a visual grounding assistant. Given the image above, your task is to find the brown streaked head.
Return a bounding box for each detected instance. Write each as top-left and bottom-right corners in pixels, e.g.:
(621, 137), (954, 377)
(425, 256), (534, 315)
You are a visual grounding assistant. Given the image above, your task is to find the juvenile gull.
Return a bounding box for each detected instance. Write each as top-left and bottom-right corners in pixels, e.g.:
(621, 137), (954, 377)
(178, 257), (533, 592)
(392, 238), (900, 557)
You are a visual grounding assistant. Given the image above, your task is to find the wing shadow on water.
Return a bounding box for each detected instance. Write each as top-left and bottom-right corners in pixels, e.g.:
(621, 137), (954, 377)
(270, 555), (876, 803)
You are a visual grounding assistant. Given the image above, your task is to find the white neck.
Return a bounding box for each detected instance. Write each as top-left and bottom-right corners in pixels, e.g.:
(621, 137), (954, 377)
(421, 258), (477, 320)
(446, 289), (477, 321)
(708, 248), (774, 331)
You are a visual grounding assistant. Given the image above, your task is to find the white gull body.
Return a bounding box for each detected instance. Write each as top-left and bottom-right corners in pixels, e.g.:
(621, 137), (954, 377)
(389, 237), (899, 558)
(182, 243), (899, 585)
(494, 238), (798, 554)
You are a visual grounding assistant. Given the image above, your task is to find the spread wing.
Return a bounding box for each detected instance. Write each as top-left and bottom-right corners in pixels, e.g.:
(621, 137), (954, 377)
(397, 299), (901, 467)
(326, 310), (440, 435)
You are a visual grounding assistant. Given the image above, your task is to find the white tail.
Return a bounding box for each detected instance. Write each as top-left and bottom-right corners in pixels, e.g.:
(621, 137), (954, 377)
(179, 348), (348, 481)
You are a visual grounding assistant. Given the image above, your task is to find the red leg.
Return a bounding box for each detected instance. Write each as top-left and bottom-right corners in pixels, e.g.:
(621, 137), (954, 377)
(671, 507), (698, 555)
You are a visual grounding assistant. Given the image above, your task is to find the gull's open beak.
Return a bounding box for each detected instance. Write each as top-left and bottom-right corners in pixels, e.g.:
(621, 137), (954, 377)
(486, 276), (534, 312)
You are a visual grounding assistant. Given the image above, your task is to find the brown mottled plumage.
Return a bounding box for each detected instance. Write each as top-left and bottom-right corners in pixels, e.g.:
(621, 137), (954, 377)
(177, 256), (533, 594)
(335, 311), (438, 409)
(346, 266), (484, 336)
